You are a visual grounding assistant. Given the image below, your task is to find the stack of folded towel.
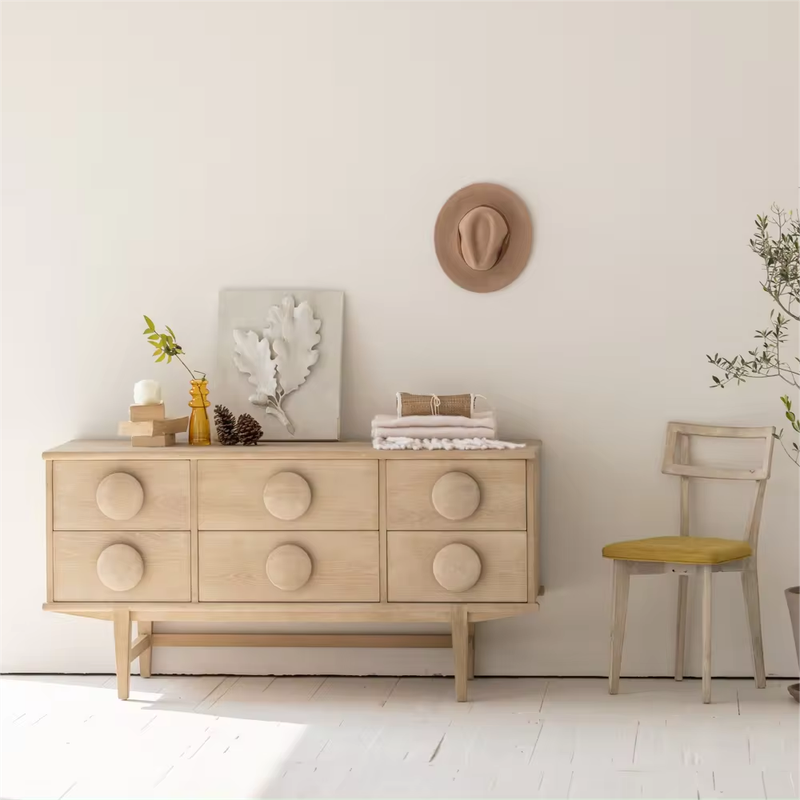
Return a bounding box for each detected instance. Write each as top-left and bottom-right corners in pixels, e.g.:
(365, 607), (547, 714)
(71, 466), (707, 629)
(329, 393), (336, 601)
(371, 411), (497, 440)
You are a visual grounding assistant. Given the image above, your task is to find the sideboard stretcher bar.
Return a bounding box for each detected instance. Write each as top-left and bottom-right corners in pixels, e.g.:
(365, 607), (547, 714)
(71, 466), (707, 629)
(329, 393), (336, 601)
(43, 440), (542, 701)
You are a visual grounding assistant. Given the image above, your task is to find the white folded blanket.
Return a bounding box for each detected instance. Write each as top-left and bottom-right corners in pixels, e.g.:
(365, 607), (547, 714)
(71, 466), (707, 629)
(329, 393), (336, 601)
(372, 411), (495, 430)
(373, 437), (525, 451)
(372, 425), (496, 439)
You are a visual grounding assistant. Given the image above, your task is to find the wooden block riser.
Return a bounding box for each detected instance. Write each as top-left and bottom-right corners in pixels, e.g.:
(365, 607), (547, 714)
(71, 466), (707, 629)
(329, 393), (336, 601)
(129, 404), (166, 422)
(132, 434), (176, 447)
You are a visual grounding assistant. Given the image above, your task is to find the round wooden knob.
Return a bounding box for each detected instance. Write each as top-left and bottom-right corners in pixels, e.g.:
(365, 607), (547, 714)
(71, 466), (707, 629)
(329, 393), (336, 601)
(263, 473), (312, 521)
(96, 544), (144, 592)
(431, 472), (480, 520)
(433, 543), (482, 593)
(266, 544), (312, 591)
(96, 473), (144, 521)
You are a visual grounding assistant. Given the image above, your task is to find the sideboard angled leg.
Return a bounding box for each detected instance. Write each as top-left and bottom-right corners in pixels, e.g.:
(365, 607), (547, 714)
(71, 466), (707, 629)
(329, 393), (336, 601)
(113, 609), (132, 700)
(451, 606), (469, 702)
(138, 621), (153, 678)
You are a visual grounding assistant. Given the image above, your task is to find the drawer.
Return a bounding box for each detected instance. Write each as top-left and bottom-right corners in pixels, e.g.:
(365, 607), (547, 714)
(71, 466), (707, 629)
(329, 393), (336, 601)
(199, 531), (379, 601)
(53, 531), (191, 602)
(387, 461), (526, 530)
(387, 531), (527, 602)
(53, 461), (190, 530)
(198, 460), (378, 530)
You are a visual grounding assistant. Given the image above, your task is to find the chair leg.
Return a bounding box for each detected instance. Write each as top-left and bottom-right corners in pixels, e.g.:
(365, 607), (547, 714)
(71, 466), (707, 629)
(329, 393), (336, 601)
(609, 560), (630, 695)
(701, 566), (713, 704)
(741, 566), (767, 689)
(113, 609), (131, 701)
(675, 574), (689, 680)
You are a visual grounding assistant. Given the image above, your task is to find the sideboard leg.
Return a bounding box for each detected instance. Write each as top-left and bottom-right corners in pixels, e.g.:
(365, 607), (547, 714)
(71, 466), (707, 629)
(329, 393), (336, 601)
(468, 622), (475, 680)
(451, 606), (469, 702)
(113, 609), (131, 700)
(138, 621), (153, 678)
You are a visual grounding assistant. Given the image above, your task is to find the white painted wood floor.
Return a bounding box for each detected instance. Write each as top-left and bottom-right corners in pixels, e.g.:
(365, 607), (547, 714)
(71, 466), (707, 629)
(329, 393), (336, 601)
(1, 675), (797, 799)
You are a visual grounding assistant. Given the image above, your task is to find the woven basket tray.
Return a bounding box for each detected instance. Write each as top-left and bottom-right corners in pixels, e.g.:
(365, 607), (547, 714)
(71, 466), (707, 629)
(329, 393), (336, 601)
(397, 392), (472, 418)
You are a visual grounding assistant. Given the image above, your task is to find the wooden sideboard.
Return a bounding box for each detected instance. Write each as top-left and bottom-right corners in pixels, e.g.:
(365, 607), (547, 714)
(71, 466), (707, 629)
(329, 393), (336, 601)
(42, 440), (541, 700)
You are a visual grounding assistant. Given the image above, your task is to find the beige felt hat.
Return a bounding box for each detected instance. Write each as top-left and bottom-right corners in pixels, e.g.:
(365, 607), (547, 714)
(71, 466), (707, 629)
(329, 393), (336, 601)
(434, 183), (532, 293)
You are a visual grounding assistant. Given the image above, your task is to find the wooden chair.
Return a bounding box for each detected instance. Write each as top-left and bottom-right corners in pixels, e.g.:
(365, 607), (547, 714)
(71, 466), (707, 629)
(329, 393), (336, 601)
(602, 422), (775, 703)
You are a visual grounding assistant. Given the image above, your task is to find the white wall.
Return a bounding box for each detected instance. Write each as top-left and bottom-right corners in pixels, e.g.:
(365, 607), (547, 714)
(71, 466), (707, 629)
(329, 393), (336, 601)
(2, 1), (798, 678)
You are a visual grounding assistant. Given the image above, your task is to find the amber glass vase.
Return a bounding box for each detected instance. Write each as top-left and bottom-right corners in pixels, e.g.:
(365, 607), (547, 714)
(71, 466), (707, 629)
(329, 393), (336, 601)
(188, 379), (211, 446)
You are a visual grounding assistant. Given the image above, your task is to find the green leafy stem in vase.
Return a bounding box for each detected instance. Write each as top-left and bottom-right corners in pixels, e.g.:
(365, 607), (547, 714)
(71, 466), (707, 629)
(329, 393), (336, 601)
(142, 315), (206, 382)
(707, 205), (799, 466)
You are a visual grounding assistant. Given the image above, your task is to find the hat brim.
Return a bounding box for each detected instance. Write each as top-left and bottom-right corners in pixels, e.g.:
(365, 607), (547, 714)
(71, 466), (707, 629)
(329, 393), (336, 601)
(434, 183), (532, 293)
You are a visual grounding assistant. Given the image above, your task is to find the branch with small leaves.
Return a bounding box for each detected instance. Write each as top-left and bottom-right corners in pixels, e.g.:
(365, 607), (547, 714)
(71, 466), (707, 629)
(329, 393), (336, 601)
(775, 395), (800, 466)
(142, 316), (206, 381)
(708, 205), (799, 466)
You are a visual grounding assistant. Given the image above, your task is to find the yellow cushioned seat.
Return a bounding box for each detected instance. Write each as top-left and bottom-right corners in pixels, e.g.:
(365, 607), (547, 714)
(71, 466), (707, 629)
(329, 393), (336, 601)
(602, 536), (752, 565)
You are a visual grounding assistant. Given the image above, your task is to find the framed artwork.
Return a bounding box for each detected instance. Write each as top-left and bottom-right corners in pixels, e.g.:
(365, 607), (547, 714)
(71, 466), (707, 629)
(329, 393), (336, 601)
(216, 289), (344, 441)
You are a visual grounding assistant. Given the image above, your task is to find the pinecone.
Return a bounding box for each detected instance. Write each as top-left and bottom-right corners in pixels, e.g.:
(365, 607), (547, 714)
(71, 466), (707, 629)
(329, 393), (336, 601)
(236, 413), (263, 445)
(214, 405), (238, 445)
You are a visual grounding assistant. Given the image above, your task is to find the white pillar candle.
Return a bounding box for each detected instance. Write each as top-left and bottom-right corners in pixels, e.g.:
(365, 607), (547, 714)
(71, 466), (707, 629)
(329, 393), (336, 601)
(133, 380), (162, 405)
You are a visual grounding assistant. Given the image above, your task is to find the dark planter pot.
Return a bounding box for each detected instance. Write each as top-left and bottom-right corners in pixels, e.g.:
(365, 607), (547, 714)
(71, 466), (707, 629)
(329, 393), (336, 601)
(786, 586), (799, 702)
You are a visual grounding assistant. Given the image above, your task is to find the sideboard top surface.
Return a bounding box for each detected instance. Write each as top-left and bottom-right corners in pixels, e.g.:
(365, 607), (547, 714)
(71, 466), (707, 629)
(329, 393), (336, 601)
(43, 440), (541, 461)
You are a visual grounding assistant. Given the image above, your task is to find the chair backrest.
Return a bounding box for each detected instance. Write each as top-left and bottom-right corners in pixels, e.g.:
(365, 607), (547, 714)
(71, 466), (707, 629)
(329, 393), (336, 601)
(661, 422), (775, 550)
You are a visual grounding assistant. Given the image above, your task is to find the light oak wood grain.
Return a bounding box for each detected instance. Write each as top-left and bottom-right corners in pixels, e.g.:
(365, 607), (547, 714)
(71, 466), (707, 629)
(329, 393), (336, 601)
(137, 621), (152, 677)
(527, 457), (540, 601)
(129, 404), (165, 422)
(43, 601), (537, 623)
(150, 633), (452, 648)
(118, 417), (188, 437)
(44, 440), (541, 460)
(95, 473), (144, 521)
(378, 459), (388, 603)
(198, 461), (378, 530)
(608, 560), (629, 695)
(387, 531), (527, 602)
(190, 460), (199, 603)
(54, 461), (189, 530)
(451, 606), (469, 701)
(45, 440), (541, 699)
(431, 472), (480, 521)
(96, 543), (144, 591)
(387, 460), (526, 530)
(112, 608), (131, 700)
(742, 566), (766, 689)
(266, 544), (313, 591)
(262, 472), (312, 521)
(128, 633), (151, 661)
(701, 564), (713, 703)
(54, 531), (191, 602)
(45, 460), (54, 603)
(662, 422), (774, 481)
(199, 531), (379, 602)
(132, 433), (176, 448)
(432, 543), (482, 592)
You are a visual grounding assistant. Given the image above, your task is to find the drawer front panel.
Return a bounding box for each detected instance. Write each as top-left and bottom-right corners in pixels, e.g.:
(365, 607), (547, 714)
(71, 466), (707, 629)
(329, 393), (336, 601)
(53, 531), (191, 601)
(387, 531), (527, 602)
(387, 461), (526, 530)
(199, 531), (380, 601)
(198, 461), (378, 530)
(53, 461), (190, 530)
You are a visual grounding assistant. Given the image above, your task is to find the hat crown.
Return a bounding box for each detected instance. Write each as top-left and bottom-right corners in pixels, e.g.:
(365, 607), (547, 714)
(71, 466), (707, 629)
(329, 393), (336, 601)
(458, 205), (508, 271)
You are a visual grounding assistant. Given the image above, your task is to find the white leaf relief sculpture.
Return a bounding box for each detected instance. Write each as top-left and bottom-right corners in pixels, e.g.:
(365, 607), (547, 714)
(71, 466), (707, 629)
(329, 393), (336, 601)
(265, 297), (321, 395)
(232, 329), (277, 404)
(232, 296), (322, 436)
